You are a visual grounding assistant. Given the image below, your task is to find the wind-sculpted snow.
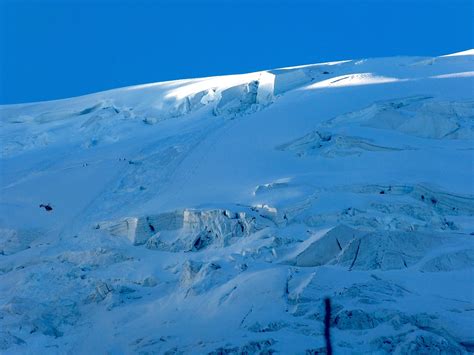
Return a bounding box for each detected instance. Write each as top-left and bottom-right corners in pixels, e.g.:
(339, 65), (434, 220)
(1, 50), (473, 353)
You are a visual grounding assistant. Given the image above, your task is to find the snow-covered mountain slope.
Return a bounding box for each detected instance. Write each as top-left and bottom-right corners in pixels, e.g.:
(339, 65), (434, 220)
(1, 50), (473, 354)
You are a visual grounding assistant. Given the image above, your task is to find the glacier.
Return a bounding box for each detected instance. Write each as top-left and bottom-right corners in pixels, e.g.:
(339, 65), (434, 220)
(0, 50), (473, 354)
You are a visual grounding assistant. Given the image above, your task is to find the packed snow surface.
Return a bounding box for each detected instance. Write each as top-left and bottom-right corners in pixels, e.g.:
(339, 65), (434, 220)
(1, 51), (474, 354)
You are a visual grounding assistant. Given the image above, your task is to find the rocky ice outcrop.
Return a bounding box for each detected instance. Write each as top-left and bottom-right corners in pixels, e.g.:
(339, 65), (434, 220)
(419, 248), (474, 272)
(287, 268), (471, 353)
(292, 225), (362, 267)
(300, 184), (474, 233)
(1, 296), (80, 339)
(0, 63), (341, 158)
(253, 181), (290, 196)
(290, 224), (466, 271)
(1, 52), (473, 353)
(335, 230), (439, 271)
(269, 67), (314, 95)
(324, 96), (474, 139)
(145, 66), (323, 118)
(99, 208), (266, 251)
(277, 130), (407, 157)
(214, 81), (260, 116)
(0, 228), (40, 256)
(213, 65), (328, 115)
(99, 211), (183, 245)
(209, 339), (276, 355)
(0, 331), (26, 350)
(179, 260), (229, 296)
(347, 184), (474, 216)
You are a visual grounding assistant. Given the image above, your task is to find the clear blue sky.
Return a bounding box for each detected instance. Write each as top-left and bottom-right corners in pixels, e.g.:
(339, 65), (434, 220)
(0, 0), (472, 104)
